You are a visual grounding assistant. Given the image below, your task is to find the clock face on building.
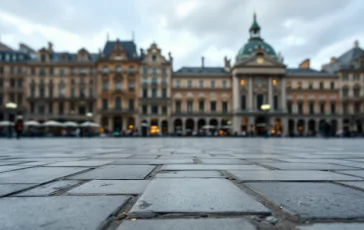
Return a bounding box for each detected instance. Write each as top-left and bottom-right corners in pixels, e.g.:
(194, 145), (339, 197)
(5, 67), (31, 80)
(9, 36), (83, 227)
(257, 57), (264, 64)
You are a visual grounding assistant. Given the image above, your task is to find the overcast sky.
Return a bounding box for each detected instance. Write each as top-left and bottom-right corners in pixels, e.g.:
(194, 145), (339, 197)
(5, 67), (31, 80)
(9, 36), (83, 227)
(0, 0), (363, 70)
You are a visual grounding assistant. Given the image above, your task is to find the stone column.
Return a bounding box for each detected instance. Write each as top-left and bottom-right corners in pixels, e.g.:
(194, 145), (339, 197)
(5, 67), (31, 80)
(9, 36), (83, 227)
(337, 118), (343, 132)
(233, 116), (241, 133)
(282, 117), (288, 137)
(281, 77), (286, 111)
(182, 117), (186, 135)
(232, 75), (240, 112)
(122, 117), (127, 132)
(108, 117), (113, 132)
(305, 118), (310, 135)
(268, 76), (273, 107)
(248, 76), (253, 111)
(168, 118), (173, 134)
(248, 116), (255, 134)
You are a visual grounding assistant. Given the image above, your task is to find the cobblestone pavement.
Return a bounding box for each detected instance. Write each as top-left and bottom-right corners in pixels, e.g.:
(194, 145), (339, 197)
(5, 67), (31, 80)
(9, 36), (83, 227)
(1, 138), (364, 230)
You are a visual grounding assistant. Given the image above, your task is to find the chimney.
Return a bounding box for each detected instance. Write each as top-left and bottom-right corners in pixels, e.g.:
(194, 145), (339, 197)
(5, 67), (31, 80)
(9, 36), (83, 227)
(224, 56), (231, 69)
(354, 40), (359, 48)
(201, 56), (205, 68)
(140, 48), (144, 55)
(299, 59), (310, 69)
(48, 42), (53, 52)
(330, 57), (336, 63)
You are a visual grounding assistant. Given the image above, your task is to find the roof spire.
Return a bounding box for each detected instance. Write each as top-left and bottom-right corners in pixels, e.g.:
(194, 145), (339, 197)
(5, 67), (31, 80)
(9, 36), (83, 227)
(249, 12), (261, 41)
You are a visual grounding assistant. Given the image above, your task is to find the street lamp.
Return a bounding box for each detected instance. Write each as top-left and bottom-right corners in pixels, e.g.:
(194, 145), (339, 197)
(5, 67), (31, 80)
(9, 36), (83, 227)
(86, 112), (93, 137)
(261, 104), (270, 137)
(5, 102), (17, 138)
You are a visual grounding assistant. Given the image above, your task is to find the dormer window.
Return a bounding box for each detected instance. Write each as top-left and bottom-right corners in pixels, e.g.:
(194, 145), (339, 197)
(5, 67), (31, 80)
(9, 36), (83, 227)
(41, 54), (46, 62)
(152, 55), (156, 62)
(5, 54), (9, 61)
(81, 55), (87, 62)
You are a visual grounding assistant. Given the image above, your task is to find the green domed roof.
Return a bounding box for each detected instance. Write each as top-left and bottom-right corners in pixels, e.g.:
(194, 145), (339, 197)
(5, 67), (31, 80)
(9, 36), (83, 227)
(236, 13), (278, 60)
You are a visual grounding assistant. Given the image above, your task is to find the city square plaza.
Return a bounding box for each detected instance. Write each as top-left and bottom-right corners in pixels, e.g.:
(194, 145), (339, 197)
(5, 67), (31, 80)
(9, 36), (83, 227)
(0, 138), (364, 229)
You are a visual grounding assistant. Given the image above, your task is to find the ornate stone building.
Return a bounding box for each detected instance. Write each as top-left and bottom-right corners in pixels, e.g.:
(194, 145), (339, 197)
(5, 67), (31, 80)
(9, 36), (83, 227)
(139, 43), (173, 136)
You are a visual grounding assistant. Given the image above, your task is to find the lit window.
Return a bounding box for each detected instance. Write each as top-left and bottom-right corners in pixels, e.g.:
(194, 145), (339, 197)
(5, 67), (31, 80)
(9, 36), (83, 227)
(297, 82), (302, 89)
(287, 83), (291, 89)
(272, 79), (277, 86)
(240, 80), (245, 86)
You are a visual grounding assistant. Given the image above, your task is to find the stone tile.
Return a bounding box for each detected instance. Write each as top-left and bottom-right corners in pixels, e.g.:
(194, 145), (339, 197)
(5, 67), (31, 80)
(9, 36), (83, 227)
(332, 161), (364, 169)
(0, 184), (36, 196)
(245, 159), (287, 163)
(118, 218), (257, 230)
(335, 170), (364, 178)
(156, 171), (224, 178)
(111, 159), (194, 165)
(0, 167), (88, 184)
(246, 182), (364, 220)
(298, 223), (364, 230)
(199, 159), (249, 164)
(0, 161), (30, 166)
(229, 170), (363, 181)
(0, 165), (33, 173)
(129, 178), (269, 217)
(337, 182), (364, 191)
(162, 164), (267, 171)
(14, 180), (80, 196)
(70, 165), (155, 180)
(45, 160), (113, 167)
(260, 163), (356, 170)
(15, 161), (51, 166)
(67, 180), (150, 195)
(91, 154), (133, 158)
(0, 196), (130, 230)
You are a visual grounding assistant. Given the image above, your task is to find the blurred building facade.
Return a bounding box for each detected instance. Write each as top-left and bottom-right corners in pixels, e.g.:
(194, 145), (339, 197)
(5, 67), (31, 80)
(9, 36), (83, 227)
(0, 13), (363, 136)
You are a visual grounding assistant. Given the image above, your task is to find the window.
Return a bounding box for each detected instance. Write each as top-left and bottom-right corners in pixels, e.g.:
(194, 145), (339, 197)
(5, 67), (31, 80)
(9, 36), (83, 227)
(70, 102), (75, 114)
(272, 79), (277, 86)
(80, 87), (85, 98)
(241, 95), (246, 110)
(287, 82), (291, 89)
(79, 68), (86, 75)
(240, 79), (245, 86)
(152, 55), (156, 61)
(187, 80), (192, 88)
(40, 68), (46, 76)
(89, 88), (94, 97)
(199, 100), (205, 112)
(287, 101), (292, 114)
(354, 86), (360, 97)
(255, 78), (262, 84)
(361, 61), (364, 69)
(116, 65), (122, 73)
(59, 83), (65, 97)
(175, 101), (181, 112)
(70, 67), (76, 75)
(222, 80), (227, 88)
(10, 79), (15, 88)
(17, 93), (22, 106)
(41, 55), (46, 62)
(78, 105), (86, 115)
(187, 101), (193, 112)
(102, 99), (108, 110)
(199, 80), (204, 88)
(343, 87), (349, 97)
(162, 88), (167, 97)
(343, 103), (348, 114)
(143, 67), (148, 75)
(152, 77), (157, 85)
(297, 82), (302, 89)
(342, 74), (349, 81)
(59, 68), (65, 76)
(320, 102), (325, 114)
(17, 67), (22, 74)
(49, 86), (53, 98)
(115, 97), (121, 110)
(152, 105), (158, 114)
(176, 80), (181, 88)
(71, 88), (75, 97)
(17, 79), (22, 87)
(319, 82), (324, 90)
(298, 102), (303, 114)
(152, 68), (157, 75)
(354, 74), (360, 81)
(0, 67), (3, 74)
(129, 66), (135, 74)
(129, 81), (134, 91)
(162, 68), (167, 75)
(90, 68), (95, 75)
(10, 67), (14, 74)
(222, 101), (228, 112)
(81, 55), (87, 62)
(143, 89), (148, 98)
(331, 102), (335, 114)
(37, 105), (45, 114)
(152, 89), (157, 97)
(308, 82), (313, 90)
(257, 94), (263, 110)
(129, 99), (134, 110)
(102, 66), (109, 74)
(210, 101), (216, 112)
(30, 102), (35, 113)
(142, 105), (147, 114)
(273, 95), (278, 110)
(162, 77), (167, 84)
(162, 106), (167, 114)
(58, 102), (64, 115)
(355, 102), (361, 113)
(115, 80), (122, 90)
(210, 80), (215, 88)
(309, 102), (314, 114)
(142, 77), (148, 85)
(330, 82), (335, 90)
(49, 103), (53, 114)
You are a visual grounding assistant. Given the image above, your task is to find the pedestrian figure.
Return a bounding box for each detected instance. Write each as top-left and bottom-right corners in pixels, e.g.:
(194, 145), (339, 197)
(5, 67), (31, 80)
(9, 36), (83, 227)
(14, 119), (23, 139)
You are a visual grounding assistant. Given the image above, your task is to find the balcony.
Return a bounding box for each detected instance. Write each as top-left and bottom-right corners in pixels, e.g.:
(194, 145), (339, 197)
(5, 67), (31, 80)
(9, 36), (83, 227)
(98, 108), (136, 115)
(233, 109), (288, 115)
(172, 111), (231, 117)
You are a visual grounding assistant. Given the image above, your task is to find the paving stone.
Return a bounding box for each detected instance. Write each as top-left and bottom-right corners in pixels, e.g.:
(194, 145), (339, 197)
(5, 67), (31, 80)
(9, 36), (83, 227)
(0, 196), (130, 230)
(162, 164), (267, 171)
(111, 159), (194, 165)
(129, 178), (269, 217)
(229, 170), (363, 181)
(337, 182), (364, 191)
(15, 161), (51, 166)
(199, 159), (249, 164)
(0, 161), (30, 166)
(156, 171), (224, 178)
(0, 165), (33, 173)
(70, 165), (155, 180)
(260, 162), (356, 170)
(118, 218), (257, 230)
(246, 182), (364, 220)
(298, 223), (364, 229)
(0, 184), (36, 196)
(245, 159), (287, 163)
(67, 180), (150, 194)
(45, 160), (113, 167)
(0, 167), (88, 183)
(335, 170), (364, 178)
(91, 154), (133, 158)
(14, 180), (80, 196)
